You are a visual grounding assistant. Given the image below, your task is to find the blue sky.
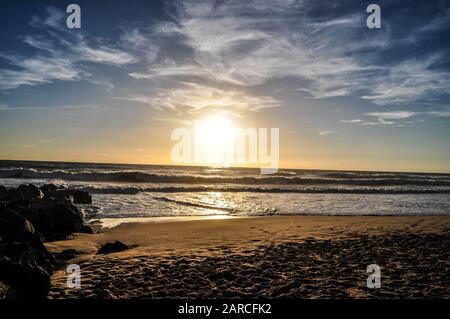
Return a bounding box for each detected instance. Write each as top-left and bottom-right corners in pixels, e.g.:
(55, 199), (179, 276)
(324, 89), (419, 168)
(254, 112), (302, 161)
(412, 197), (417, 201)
(0, 0), (449, 172)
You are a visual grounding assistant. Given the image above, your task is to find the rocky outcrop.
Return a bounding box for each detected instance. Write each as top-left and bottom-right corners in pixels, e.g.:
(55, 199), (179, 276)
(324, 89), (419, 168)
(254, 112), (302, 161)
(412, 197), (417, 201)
(98, 241), (129, 254)
(0, 184), (95, 299)
(73, 190), (92, 204)
(0, 206), (53, 298)
(0, 281), (14, 299)
(1, 184), (94, 240)
(23, 198), (94, 240)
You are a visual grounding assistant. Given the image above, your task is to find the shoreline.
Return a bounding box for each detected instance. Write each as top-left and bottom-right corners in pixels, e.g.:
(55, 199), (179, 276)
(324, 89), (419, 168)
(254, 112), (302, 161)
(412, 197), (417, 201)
(90, 215), (244, 229)
(47, 215), (450, 299)
(89, 213), (450, 229)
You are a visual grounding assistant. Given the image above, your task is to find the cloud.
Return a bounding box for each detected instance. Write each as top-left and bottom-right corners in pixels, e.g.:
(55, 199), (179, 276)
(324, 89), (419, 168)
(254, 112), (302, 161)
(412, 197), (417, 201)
(134, 1), (372, 90)
(2, 0), (449, 117)
(152, 117), (191, 126)
(342, 109), (450, 127)
(0, 55), (84, 89)
(114, 82), (280, 115)
(318, 130), (334, 136)
(361, 56), (450, 105)
(125, 0), (450, 107)
(0, 104), (101, 111)
(0, 7), (135, 90)
(358, 110), (417, 125)
(74, 44), (136, 65)
(366, 111), (418, 119)
(428, 110), (450, 117)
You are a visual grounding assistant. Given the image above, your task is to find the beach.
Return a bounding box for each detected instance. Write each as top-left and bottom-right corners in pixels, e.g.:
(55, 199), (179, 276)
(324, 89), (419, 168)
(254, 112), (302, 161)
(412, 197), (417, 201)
(47, 215), (450, 299)
(1, 162), (449, 299)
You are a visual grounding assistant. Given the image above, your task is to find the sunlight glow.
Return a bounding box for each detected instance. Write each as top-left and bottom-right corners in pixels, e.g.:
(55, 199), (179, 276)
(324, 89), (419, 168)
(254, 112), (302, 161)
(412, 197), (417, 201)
(194, 115), (236, 166)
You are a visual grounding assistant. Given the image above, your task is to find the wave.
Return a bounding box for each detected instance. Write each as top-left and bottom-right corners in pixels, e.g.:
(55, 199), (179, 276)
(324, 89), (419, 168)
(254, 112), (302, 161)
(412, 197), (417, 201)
(74, 185), (450, 195)
(152, 196), (237, 212)
(1, 168), (450, 187)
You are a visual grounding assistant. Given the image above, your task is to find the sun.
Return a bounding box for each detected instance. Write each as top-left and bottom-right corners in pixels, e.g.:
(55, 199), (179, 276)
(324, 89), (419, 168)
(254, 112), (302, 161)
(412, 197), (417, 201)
(193, 115), (236, 166)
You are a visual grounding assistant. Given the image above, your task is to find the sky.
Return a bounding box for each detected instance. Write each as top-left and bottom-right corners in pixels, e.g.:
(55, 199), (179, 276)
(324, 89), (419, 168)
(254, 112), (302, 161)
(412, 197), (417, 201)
(0, 0), (449, 172)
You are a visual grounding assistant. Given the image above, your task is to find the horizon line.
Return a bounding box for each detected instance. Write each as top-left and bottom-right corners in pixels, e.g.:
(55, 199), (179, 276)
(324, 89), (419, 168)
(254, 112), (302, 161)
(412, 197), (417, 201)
(1, 158), (449, 175)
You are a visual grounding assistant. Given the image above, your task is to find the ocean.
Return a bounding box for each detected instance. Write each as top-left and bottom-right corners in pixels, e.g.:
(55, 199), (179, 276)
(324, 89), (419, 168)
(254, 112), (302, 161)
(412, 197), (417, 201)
(1, 160), (449, 219)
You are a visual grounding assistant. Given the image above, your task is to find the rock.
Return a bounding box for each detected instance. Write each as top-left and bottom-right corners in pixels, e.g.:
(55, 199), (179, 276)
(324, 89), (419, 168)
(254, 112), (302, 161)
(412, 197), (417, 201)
(0, 206), (35, 236)
(0, 206), (53, 268)
(39, 183), (58, 195)
(73, 190), (92, 204)
(54, 249), (78, 260)
(80, 224), (95, 234)
(98, 241), (129, 254)
(0, 204), (53, 299)
(52, 190), (72, 201)
(2, 184), (43, 202)
(0, 184), (95, 298)
(4, 188), (25, 202)
(1, 184), (94, 240)
(0, 280), (16, 299)
(18, 199), (93, 240)
(39, 184), (72, 201)
(0, 185), (7, 201)
(17, 184), (44, 200)
(0, 255), (51, 299)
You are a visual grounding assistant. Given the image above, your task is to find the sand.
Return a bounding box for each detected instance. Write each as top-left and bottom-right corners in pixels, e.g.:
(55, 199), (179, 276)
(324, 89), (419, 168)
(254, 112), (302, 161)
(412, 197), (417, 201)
(46, 216), (450, 299)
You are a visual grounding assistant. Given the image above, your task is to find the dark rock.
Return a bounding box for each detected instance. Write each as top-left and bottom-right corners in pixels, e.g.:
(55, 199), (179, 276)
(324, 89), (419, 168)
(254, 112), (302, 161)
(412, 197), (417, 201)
(4, 188), (25, 202)
(0, 184), (95, 299)
(19, 198), (93, 240)
(80, 224), (95, 234)
(0, 206), (53, 269)
(18, 184), (44, 200)
(51, 202), (84, 233)
(0, 204), (53, 299)
(73, 190), (92, 204)
(39, 183), (58, 195)
(0, 185), (7, 201)
(39, 184), (72, 201)
(0, 255), (51, 299)
(98, 241), (129, 254)
(0, 205), (35, 237)
(1, 184), (44, 202)
(52, 190), (72, 201)
(54, 249), (78, 260)
(0, 280), (16, 299)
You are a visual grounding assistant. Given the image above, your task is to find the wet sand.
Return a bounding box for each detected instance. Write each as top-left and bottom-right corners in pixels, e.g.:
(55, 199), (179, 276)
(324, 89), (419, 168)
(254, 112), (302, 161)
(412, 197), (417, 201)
(46, 216), (450, 299)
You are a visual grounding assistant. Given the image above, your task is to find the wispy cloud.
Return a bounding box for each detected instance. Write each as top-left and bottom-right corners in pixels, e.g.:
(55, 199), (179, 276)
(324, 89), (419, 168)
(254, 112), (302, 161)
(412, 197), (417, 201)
(342, 109), (450, 126)
(123, 0), (450, 107)
(2, 0), (449, 119)
(0, 55), (84, 89)
(428, 110), (450, 117)
(361, 56), (450, 105)
(0, 104), (101, 111)
(115, 82), (280, 115)
(366, 111), (418, 120)
(364, 111), (417, 125)
(0, 7), (135, 90)
(318, 130), (335, 136)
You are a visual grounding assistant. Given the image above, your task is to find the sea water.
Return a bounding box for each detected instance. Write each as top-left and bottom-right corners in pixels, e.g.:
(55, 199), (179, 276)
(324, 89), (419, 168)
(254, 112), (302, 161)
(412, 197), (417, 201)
(1, 160), (449, 220)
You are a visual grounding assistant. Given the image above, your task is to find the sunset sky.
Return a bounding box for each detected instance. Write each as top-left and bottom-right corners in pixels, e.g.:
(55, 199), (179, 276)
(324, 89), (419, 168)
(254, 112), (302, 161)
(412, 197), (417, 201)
(0, 0), (449, 172)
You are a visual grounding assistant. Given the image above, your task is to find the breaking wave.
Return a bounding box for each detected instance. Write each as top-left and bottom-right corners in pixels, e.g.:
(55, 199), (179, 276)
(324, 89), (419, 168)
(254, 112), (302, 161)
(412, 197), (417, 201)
(1, 168), (450, 187)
